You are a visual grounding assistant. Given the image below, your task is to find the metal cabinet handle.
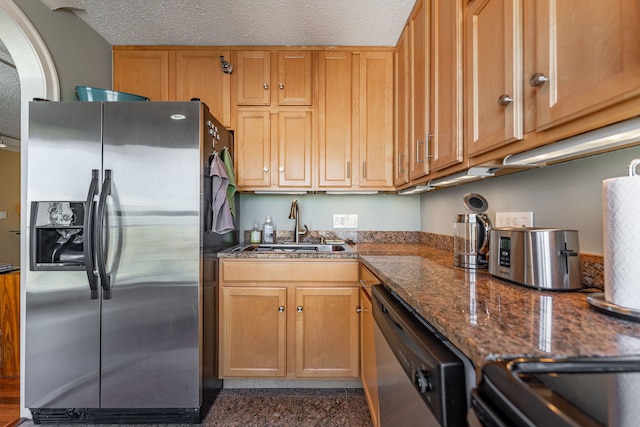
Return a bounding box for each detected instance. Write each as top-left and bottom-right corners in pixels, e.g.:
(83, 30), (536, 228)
(279, 166), (284, 172)
(297, 306), (303, 312)
(263, 83), (269, 90)
(278, 306), (285, 313)
(425, 134), (433, 159)
(529, 73), (549, 87)
(279, 83), (284, 89)
(415, 139), (424, 163)
(363, 161), (367, 179)
(498, 94), (513, 106)
(347, 161), (351, 179)
(263, 166), (269, 172)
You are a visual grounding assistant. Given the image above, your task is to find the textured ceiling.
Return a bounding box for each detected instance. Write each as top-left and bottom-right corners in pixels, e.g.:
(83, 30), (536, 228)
(0, 38), (20, 152)
(71, 0), (416, 46)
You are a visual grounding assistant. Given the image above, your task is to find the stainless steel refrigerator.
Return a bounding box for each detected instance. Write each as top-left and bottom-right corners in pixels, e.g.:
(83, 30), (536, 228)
(25, 101), (237, 423)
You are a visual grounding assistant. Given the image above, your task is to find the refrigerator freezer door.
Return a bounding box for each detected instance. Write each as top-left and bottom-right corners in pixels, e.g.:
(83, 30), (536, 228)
(99, 102), (202, 408)
(25, 102), (103, 408)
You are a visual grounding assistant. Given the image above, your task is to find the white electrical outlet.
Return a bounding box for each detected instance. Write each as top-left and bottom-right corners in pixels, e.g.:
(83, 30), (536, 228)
(333, 214), (358, 229)
(0, 211), (6, 220)
(495, 212), (533, 228)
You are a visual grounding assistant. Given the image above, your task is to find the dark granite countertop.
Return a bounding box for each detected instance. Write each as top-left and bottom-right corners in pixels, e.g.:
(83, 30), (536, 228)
(355, 243), (640, 371)
(219, 241), (640, 370)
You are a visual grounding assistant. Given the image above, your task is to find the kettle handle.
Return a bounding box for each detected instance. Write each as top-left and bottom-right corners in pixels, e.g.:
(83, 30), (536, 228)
(477, 214), (492, 256)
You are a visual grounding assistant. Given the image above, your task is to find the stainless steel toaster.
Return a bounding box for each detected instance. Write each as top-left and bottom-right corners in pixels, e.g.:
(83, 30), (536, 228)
(489, 228), (582, 290)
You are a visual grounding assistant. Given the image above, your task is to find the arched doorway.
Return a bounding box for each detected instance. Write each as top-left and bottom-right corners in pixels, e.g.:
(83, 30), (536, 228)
(0, 0), (59, 420)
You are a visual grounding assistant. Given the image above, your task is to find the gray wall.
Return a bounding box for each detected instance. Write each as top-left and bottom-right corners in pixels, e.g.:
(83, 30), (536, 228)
(15, 0), (111, 101)
(420, 144), (640, 255)
(239, 145), (640, 254)
(240, 193), (421, 235)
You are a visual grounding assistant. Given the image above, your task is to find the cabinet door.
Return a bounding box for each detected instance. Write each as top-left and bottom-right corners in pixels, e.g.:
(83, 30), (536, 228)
(277, 111), (313, 188)
(295, 287), (360, 378)
(318, 51), (354, 188)
(360, 288), (379, 427)
(466, 0), (523, 156)
(175, 50), (231, 128)
(409, 0), (430, 180)
(358, 51), (395, 189)
(277, 51), (313, 106)
(235, 51), (271, 106)
(395, 27), (411, 187)
(220, 287), (287, 377)
(430, 0), (464, 171)
(533, 0), (640, 130)
(236, 111), (272, 189)
(113, 50), (169, 101)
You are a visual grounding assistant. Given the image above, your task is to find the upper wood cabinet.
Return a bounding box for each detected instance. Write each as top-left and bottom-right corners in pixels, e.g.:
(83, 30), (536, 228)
(465, 0), (640, 160)
(465, 0), (523, 156)
(403, 0), (464, 182)
(278, 51), (314, 106)
(235, 51), (271, 105)
(318, 51), (354, 189)
(174, 50), (232, 128)
(235, 109), (313, 191)
(429, 0), (464, 171)
(532, 0), (640, 131)
(409, 0), (430, 181)
(358, 51), (395, 190)
(394, 27), (411, 187)
(113, 48), (232, 128)
(113, 49), (170, 102)
(317, 50), (395, 191)
(235, 110), (272, 188)
(276, 111), (313, 189)
(234, 50), (313, 106)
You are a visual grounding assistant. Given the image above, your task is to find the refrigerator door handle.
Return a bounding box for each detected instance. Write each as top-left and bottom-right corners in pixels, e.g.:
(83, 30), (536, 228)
(96, 169), (112, 300)
(84, 169), (100, 299)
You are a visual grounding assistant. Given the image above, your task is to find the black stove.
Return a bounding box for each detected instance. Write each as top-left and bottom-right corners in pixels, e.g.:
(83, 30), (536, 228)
(470, 357), (640, 427)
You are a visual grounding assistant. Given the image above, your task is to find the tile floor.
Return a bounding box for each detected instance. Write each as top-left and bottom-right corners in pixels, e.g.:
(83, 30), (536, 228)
(10, 388), (373, 427)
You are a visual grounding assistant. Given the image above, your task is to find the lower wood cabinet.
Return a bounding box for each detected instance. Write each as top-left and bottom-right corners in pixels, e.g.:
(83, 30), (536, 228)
(219, 259), (360, 379)
(359, 264), (381, 427)
(0, 271), (19, 378)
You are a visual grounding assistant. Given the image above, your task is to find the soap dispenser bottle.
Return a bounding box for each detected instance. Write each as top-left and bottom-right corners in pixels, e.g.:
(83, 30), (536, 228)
(262, 216), (274, 243)
(250, 222), (261, 243)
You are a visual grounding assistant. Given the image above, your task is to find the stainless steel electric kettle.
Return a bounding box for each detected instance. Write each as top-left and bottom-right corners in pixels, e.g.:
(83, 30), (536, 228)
(454, 193), (492, 269)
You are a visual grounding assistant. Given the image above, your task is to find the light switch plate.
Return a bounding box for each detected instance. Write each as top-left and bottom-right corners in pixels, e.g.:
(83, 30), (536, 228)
(333, 214), (358, 229)
(0, 211), (6, 220)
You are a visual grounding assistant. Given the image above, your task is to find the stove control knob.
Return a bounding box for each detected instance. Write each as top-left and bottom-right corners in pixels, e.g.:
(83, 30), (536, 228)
(413, 369), (431, 393)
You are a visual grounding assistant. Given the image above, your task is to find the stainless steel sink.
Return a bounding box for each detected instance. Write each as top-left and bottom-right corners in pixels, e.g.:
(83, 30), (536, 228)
(231, 243), (350, 253)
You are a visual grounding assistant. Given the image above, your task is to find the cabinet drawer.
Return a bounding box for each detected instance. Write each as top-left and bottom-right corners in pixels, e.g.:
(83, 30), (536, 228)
(222, 259), (359, 283)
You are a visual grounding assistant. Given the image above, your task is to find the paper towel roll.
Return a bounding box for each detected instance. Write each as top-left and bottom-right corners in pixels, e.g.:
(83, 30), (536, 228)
(603, 161), (640, 310)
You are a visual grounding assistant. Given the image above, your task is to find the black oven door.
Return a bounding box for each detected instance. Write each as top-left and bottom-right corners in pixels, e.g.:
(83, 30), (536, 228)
(470, 357), (640, 427)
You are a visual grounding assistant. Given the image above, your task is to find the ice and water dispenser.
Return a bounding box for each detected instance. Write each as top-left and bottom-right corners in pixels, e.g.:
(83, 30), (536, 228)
(30, 201), (86, 270)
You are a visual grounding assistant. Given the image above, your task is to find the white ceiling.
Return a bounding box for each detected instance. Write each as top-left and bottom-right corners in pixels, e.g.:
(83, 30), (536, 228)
(0, 0), (416, 152)
(71, 0), (416, 46)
